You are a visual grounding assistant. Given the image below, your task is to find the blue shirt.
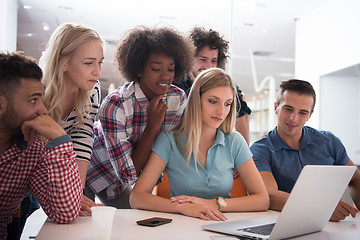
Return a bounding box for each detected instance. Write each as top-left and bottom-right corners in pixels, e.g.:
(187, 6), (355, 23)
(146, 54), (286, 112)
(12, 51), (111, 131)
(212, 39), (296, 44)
(152, 129), (252, 199)
(250, 126), (349, 193)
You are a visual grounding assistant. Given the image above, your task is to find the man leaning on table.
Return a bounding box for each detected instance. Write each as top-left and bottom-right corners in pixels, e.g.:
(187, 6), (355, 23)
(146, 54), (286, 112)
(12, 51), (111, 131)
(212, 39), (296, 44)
(0, 52), (82, 240)
(250, 79), (360, 222)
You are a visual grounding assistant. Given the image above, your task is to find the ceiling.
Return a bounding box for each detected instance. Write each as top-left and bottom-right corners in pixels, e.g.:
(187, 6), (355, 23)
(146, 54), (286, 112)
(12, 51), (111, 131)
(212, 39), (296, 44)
(17, 0), (329, 101)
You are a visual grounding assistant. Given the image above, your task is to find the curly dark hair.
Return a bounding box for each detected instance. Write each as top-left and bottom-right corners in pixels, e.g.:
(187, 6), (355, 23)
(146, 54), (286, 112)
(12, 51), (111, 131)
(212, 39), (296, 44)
(0, 51), (42, 99)
(114, 26), (194, 82)
(189, 27), (229, 69)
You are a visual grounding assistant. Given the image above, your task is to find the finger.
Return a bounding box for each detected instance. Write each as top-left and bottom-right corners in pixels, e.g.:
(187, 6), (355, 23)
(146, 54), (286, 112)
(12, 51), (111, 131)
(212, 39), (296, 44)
(338, 201), (355, 217)
(27, 128), (38, 146)
(198, 213), (210, 221)
(79, 210), (87, 217)
(81, 203), (92, 214)
(205, 209), (221, 221)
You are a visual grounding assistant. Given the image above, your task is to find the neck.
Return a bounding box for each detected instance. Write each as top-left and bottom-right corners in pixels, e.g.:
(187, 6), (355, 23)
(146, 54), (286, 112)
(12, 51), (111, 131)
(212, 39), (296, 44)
(276, 127), (302, 150)
(0, 131), (14, 154)
(61, 91), (77, 119)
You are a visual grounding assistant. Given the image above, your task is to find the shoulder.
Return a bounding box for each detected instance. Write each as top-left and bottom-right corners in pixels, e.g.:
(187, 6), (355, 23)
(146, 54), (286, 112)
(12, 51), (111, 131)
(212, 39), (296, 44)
(304, 126), (338, 141)
(250, 131), (273, 153)
(168, 85), (186, 97)
(103, 82), (134, 107)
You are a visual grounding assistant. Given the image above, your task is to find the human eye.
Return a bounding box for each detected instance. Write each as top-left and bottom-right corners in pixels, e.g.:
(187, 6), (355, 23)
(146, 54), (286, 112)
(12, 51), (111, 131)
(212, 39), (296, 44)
(168, 68), (175, 72)
(225, 102), (232, 107)
(211, 59), (218, 64)
(283, 107), (293, 112)
(299, 111), (309, 116)
(84, 62), (93, 66)
(208, 99), (217, 104)
(151, 68), (160, 72)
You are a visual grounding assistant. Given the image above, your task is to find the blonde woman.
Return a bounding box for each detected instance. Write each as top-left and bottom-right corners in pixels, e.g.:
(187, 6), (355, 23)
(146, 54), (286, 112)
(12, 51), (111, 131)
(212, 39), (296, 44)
(40, 23), (104, 215)
(130, 68), (269, 221)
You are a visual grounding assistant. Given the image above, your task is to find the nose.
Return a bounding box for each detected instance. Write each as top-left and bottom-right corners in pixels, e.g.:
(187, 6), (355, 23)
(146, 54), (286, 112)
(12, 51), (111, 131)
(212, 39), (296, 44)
(216, 105), (226, 116)
(289, 112), (298, 121)
(38, 102), (48, 115)
(92, 64), (101, 78)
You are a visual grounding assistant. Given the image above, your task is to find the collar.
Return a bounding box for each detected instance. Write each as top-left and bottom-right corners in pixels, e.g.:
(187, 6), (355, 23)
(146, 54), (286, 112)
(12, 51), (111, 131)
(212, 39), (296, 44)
(15, 135), (28, 151)
(133, 81), (150, 108)
(270, 127), (311, 151)
(212, 129), (226, 147)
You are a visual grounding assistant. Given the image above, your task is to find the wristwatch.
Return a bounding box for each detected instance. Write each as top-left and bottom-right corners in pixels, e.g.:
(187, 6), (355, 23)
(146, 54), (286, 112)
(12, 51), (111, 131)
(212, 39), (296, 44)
(216, 197), (227, 210)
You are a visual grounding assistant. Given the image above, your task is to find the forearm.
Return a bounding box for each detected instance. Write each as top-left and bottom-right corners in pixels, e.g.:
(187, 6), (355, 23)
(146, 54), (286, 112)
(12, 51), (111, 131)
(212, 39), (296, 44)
(34, 138), (82, 223)
(131, 126), (158, 175)
(268, 190), (289, 211)
(222, 192), (269, 212)
(130, 190), (180, 213)
(77, 159), (90, 189)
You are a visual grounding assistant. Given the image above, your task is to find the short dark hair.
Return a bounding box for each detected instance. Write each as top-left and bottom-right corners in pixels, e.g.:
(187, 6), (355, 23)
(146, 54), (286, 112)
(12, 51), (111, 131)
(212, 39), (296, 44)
(276, 79), (316, 111)
(189, 27), (229, 69)
(114, 26), (193, 83)
(0, 51), (42, 99)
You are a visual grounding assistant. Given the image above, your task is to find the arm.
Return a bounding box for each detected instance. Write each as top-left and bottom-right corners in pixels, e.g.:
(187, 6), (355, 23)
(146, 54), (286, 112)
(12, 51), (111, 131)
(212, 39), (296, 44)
(260, 171), (290, 211)
(347, 159), (360, 208)
(222, 158), (269, 212)
(131, 95), (168, 175)
(130, 152), (226, 221)
(235, 114), (250, 146)
(23, 115), (82, 223)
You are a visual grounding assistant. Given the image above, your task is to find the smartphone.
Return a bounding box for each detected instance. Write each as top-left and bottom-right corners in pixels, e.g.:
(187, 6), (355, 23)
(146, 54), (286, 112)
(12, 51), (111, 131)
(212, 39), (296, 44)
(136, 217), (172, 227)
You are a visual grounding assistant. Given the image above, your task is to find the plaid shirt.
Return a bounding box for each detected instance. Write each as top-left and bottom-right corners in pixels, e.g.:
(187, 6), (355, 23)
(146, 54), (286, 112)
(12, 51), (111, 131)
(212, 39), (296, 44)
(87, 81), (186, 199)
(0, 135), (82, 239)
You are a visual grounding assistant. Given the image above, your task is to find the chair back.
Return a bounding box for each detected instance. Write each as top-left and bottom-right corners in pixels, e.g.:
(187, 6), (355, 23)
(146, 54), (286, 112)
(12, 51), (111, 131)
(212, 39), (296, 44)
(154, 171), (247, 198)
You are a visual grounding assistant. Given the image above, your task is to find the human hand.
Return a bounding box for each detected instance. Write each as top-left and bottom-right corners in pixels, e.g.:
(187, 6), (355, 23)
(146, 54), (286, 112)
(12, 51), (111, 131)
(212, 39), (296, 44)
(21, 115), (66, 145)
(79, 194), (102, 216)
(146, 95), (168, 131)
(233, 170), (239, 179)
(176, 202), (227, 221)
(330, 200), (359, 222)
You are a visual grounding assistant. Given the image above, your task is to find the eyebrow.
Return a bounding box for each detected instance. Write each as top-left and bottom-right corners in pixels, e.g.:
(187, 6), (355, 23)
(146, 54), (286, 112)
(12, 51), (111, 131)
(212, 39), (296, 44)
(209, 95), (233, 101)
(151, 61), (175, 65)
(283, 104), (310, 114)
(84, 57), (104, 60)
(28, 92), (43, 98)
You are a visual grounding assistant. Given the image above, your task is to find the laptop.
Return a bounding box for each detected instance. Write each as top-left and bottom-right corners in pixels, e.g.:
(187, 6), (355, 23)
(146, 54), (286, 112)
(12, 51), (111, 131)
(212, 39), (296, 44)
(202, 165), (356, 240)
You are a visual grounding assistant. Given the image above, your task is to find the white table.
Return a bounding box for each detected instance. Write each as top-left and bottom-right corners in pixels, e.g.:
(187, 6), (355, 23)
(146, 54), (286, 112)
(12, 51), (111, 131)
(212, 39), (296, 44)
(36, 209), (360, 240)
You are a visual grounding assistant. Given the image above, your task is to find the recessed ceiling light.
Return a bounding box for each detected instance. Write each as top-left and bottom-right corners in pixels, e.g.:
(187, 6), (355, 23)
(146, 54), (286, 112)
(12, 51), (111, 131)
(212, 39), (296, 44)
(261, 29), (268, 33)
(42, 22), (50, 31)
(242, 23), (253, 27)
(23, 5), (32, 9)
(279, 73), (294, 77)
(27, 33), (33, 37)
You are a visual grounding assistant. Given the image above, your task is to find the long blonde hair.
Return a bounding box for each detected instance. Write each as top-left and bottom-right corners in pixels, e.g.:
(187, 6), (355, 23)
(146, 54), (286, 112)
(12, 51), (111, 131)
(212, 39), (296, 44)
(172, 68), (237, 171)
(40, 22), (103, 124)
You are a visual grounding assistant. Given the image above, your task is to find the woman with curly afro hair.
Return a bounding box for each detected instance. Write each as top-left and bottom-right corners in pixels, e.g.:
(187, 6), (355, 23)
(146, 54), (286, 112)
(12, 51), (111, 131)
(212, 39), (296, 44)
(86, 26), (193, 208)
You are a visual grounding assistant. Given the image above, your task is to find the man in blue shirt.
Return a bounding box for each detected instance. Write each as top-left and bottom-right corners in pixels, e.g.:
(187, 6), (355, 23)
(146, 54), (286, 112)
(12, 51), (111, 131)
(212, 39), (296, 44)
(250, 79), (360, 221)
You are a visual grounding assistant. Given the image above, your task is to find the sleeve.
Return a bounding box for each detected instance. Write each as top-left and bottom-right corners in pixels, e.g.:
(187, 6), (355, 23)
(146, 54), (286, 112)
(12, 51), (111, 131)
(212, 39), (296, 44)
(236, 85), (252, 118)
(99, 95), (137, 186)
(231, 132), (253, 168)
(250, 140), (272, 172)
(328, 132), (350, 165)
(152, 131), (173, 165)
(68, 81), (100, 162)
(29, 138), (82, 224)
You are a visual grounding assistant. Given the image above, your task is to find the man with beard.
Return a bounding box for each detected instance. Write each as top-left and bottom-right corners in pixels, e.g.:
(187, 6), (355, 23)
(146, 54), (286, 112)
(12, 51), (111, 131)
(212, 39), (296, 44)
(0, 52), (82, 239)
(174, 27), (251, 145)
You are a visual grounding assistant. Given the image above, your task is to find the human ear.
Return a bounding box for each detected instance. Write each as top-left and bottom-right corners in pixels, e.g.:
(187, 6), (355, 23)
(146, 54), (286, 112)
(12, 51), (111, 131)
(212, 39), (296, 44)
(0, 96), (7, 116)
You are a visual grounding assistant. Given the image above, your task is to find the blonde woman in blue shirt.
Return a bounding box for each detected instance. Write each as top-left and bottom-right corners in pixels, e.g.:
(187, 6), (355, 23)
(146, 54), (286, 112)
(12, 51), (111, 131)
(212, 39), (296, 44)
(130, 68), (269, 221)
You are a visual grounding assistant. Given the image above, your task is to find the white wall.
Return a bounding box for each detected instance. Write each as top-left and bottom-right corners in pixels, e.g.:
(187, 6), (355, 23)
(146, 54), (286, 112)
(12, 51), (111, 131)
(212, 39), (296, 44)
(0, 0), (18, 52)
(295, 0), (360, 164)
(320, 74), (360, 164)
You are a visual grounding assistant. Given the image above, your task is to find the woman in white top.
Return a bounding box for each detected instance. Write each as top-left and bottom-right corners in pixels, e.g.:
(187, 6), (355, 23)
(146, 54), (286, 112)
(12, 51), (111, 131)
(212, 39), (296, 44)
(40, 22), (104, 215)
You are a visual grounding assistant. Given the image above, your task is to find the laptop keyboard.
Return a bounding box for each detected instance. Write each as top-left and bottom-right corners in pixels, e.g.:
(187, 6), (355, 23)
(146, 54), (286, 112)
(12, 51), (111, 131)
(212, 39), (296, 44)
(238, 223), (275, 235)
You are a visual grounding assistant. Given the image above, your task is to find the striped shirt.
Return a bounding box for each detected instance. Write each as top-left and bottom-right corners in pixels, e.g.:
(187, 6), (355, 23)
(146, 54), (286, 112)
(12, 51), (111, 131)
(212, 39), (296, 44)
(0, 135), (82, 239)
(61, 81), (100, 162)
(86, 81), (186, 199)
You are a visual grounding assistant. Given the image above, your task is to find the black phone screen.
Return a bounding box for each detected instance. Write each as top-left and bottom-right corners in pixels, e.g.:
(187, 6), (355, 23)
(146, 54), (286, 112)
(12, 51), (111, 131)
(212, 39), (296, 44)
(136, 217), (172, 227)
